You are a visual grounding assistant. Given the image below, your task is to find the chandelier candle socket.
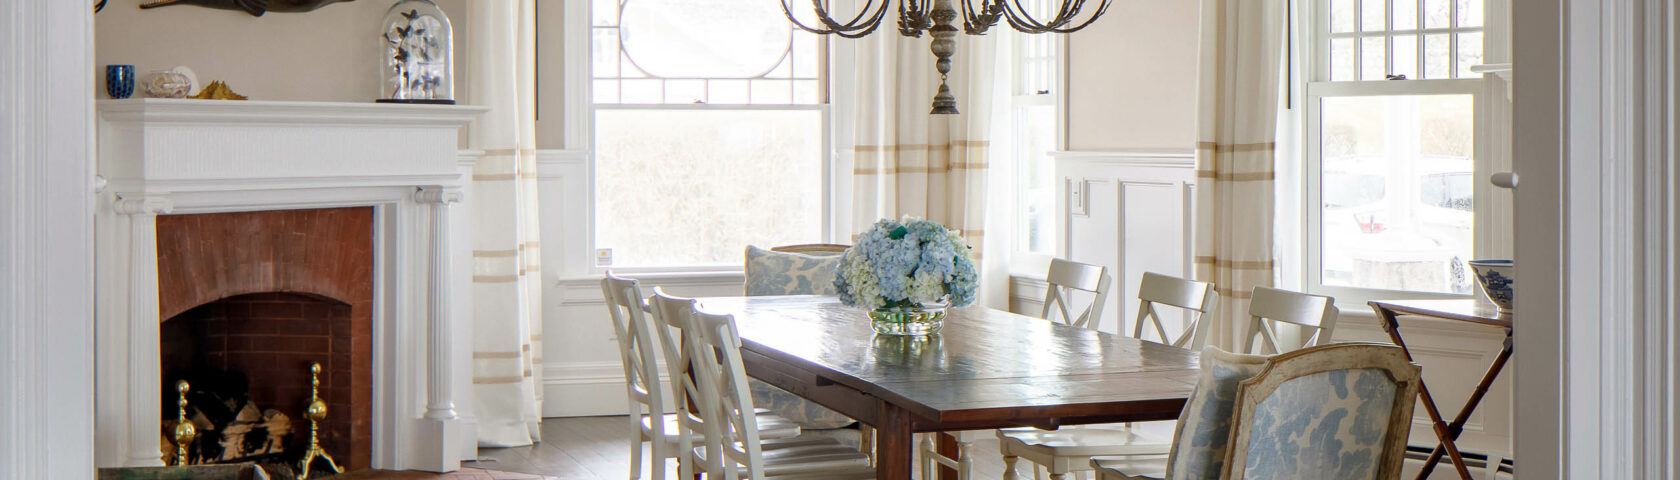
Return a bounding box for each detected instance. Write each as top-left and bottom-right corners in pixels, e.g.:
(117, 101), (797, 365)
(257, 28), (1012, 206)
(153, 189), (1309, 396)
(781, 0), (1112, 113)
(835, 217), (978, 335)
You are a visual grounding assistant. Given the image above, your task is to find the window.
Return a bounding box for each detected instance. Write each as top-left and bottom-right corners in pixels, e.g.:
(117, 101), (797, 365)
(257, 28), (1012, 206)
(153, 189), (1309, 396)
(1008, 2), (1062, 258)
(1305, 0), (1488, 297)
(590, 0), (828, 269)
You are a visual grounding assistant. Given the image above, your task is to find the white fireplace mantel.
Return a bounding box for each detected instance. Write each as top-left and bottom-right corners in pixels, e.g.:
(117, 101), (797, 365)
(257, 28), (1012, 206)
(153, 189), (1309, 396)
(94, 99), (486, 472)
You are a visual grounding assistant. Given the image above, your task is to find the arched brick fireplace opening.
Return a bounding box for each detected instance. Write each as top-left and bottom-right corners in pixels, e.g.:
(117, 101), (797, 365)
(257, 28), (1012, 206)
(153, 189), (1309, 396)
(155, 208), (373, 470)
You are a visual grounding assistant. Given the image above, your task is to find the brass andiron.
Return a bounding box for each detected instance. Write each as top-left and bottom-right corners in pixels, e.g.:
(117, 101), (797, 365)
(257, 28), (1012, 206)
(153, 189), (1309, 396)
(171, 380), (197, 466)
(297, 362), (342, 479)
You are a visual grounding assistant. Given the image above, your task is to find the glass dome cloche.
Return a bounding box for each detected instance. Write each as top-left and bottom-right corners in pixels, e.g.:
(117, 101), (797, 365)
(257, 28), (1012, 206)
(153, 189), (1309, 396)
(379, 0), (454, 104)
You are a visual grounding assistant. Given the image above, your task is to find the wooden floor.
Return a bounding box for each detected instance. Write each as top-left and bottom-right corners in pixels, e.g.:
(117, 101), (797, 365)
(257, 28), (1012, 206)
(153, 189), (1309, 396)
(464, 416), (1020, 480)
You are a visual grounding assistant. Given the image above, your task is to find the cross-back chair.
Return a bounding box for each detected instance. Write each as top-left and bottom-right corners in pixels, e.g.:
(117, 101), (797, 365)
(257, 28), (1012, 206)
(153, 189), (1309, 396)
(920, 258), (1115, 480)
(601, 273), (677, 480)
(606, 275), (799, 480)
(1040, 258), (1114, 330)
(1241, 286), (1338, 355)
(670, 292), (875, 480)
(996, 272), (1218, 480)
(1131, 272), (1219, 349)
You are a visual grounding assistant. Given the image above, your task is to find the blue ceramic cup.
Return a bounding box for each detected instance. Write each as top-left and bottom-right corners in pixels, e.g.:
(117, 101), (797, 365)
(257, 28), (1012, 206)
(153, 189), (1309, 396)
(106, 64), (135, 99)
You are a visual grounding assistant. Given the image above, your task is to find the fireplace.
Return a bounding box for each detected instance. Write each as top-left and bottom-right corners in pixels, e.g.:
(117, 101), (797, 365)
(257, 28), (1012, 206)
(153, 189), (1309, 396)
(94, 99), (485, 471)
(156, 208), (375, 470)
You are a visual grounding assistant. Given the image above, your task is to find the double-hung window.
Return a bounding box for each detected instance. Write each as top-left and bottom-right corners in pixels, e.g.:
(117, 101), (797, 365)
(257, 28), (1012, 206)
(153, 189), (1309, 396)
(1305, 0), (1490, 299)
(1006, 0), (1063, 264)
(589, 0), (829, 270)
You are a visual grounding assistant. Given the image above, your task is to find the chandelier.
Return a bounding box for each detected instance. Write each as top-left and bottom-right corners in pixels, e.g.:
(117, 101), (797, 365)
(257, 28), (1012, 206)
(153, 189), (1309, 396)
(781, 0), (1111, 114)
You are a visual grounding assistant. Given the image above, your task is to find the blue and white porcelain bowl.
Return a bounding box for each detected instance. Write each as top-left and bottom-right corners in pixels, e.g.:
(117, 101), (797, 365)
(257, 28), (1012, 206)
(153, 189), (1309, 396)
(1467, 259), (1514, 313)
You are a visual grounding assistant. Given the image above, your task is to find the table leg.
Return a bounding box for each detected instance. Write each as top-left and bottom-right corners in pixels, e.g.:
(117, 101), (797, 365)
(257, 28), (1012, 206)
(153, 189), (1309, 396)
(1376, 307), (1476, 480)
(877, 402), (915, 480)
(1419, 330), (1514, 477)
(938, 433), (959, 480)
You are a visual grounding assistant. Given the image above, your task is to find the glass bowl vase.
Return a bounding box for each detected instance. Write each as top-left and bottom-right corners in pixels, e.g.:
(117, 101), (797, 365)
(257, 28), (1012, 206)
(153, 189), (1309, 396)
(868, 303), (946, 336)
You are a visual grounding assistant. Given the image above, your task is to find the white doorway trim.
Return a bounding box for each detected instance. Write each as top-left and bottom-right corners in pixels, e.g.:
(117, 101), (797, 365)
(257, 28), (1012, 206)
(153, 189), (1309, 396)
(1512, 0), (1676, 477)
(0, 1), (98, 479)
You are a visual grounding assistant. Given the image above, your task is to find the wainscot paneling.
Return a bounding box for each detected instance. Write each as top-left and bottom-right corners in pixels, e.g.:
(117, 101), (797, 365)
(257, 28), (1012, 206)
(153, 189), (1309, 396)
(1054, 150), (1198, 337)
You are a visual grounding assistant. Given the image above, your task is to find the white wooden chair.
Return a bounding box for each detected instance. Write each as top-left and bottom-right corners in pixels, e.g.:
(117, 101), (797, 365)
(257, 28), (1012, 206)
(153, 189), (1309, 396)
(1129, 272), (1219, 349)
(919, 258), (1115, 480)
(1040, 258), (1116, 330)
(1092, 343), (1421, 480)
(604, 274), (800, 480)
(1240, 286), (1338, 355)
(997, 272), (1217, 480)
(667, 290), (875, 480)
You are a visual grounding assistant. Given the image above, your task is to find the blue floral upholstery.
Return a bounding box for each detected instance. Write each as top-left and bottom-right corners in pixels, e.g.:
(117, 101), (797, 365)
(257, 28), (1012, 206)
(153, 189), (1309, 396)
(1165, 347), (1271, 480)
(744, 246), (842, 296)
(1238, 368), (1398, 480)
(742, 245), (854, 429)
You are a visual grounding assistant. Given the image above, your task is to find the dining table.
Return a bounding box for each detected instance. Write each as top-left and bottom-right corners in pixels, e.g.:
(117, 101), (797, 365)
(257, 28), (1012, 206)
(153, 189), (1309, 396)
(689, 295), (1202, 480)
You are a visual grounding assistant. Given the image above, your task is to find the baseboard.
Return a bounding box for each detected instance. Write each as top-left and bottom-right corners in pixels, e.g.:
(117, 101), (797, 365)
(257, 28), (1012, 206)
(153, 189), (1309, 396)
(541, 361), (668, 418)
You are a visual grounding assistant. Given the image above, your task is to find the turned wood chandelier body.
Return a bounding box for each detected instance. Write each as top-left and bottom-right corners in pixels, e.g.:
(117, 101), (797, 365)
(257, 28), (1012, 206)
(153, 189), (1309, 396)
(782, 0), (1110, 114)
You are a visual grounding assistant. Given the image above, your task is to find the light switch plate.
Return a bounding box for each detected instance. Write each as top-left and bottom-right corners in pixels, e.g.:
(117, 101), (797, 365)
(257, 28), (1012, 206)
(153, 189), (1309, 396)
(1069, 178), (1089, 217)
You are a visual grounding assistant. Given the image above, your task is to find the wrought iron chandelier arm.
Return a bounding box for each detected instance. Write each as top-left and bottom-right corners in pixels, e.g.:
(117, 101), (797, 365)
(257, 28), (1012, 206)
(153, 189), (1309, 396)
(999, 0), (1111, 33)
(781, 0), (891, 36)
(957, 0), (1003, 34)
(898, 0), (932, 36)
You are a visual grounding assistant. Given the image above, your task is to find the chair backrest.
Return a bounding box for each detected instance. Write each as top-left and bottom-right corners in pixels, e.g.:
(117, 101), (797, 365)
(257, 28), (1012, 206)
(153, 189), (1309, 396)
(1220, 343), (1422, 480)
(1039, 258), (1114, 330)
(684, 305), (770, 480)
(770, 243), (850, 255)
(646, 288), (708, 479)
(1130, 272), (1219, 349)
(1242, 286), (1339, 354)
(600, 272), (668, 431)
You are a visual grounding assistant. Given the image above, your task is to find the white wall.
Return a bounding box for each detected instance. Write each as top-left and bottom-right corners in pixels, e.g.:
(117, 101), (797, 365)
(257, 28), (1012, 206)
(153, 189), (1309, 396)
(1065, 0), (1201, 151)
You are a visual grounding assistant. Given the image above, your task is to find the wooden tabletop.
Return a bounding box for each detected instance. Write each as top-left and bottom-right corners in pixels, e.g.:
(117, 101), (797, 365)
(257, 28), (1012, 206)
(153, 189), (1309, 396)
(1368, 299), (1513, 328)
(691, 295), (1202, 431)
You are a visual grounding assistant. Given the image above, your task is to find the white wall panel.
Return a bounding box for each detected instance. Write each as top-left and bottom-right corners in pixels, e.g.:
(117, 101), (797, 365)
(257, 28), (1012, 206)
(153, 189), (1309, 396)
(1056, 151), (1197, 337)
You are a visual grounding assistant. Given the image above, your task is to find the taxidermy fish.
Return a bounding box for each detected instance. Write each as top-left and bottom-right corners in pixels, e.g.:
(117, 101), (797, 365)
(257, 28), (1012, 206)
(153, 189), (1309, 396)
(138, 0), (355, 17)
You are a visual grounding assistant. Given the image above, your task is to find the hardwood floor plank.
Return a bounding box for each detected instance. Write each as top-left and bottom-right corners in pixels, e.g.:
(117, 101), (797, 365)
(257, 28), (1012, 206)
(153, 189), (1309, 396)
(468, 417), (1022, 480)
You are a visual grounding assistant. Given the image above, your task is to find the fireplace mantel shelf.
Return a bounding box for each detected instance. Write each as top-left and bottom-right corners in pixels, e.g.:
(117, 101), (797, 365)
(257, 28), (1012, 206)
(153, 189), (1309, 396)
(98, 98), (488, 127)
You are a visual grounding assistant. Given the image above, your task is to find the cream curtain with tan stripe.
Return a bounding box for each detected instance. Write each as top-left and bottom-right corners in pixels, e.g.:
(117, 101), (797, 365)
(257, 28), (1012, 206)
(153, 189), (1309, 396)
(1193, 0), (1286, 348)
(468, 0), (544, 448)
(849, 31), (997, 258)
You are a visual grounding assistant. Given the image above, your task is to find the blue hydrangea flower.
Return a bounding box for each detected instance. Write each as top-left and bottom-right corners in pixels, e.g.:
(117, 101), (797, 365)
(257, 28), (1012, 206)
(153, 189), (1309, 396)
(835, 216), (978, 310)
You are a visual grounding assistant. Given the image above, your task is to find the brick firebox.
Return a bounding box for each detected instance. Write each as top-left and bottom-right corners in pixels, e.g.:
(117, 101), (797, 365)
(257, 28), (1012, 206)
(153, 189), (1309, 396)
(156, 208), (373, 470)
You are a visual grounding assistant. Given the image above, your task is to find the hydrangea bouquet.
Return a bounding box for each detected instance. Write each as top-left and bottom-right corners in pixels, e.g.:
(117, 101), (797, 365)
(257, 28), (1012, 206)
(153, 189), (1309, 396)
(834, 217), (979, 313)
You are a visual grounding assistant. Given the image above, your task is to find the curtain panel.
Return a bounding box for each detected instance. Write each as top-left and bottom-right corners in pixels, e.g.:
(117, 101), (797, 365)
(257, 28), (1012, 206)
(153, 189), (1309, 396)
(1193, 0), (1286, 348)
(849, 30), (1000, 300)
(467, 0), (544, 448)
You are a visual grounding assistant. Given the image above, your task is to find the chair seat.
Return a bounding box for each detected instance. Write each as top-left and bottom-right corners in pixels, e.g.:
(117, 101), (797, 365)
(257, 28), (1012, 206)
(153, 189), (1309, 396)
(642, 412), (802, 442)
(998, 424), (1173, 458)
(1090, 457), (1168, 480)
(693, 436), (874, 478)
